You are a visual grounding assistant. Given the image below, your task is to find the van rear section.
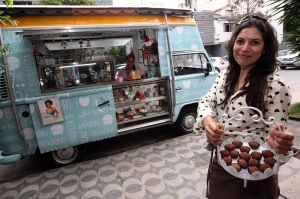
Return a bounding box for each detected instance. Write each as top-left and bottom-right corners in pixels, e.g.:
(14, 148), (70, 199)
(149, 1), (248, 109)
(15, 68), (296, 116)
(0, 6), (218, 166)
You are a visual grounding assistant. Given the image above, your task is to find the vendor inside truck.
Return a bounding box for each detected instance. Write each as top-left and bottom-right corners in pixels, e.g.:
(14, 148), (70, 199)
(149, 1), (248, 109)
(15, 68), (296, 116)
(118, 53), (145, 81)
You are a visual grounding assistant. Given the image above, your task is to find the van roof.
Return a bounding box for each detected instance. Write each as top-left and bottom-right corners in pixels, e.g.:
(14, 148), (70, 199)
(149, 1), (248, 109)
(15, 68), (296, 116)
(1, 6), (196, 35)
(0, 6), (193, 17)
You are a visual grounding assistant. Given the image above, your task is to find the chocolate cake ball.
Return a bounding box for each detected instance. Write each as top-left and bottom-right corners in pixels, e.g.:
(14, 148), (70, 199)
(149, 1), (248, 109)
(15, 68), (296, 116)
(220, 149), (230, 158)
(248, 141), (260, 149)
(262, 150), (274, 158)
(259, 164), (271, 173)
(232, 140), (243, 148)
(230, 150), (239, 159)
(222, 157), (232, 166)
(237, 159), (248, 169)
(231, 163), (241, 172)
(264, 157), (277, 167)
(224, 143), (235, 152)
(248, 166), (260, 174)
(240, 146), (251, 153)
(251, 151), (262, 161)
(239, 152), (250, 162)
(249, 158), (260, 167)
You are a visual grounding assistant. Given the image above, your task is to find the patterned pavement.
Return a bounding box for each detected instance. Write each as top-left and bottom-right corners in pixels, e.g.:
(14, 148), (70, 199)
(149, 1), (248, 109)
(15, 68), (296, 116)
(0, 134), (300, 199)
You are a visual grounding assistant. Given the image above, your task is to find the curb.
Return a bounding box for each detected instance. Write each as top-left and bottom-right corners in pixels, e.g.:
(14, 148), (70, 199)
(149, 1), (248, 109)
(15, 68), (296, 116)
(289, 116), (300, 122)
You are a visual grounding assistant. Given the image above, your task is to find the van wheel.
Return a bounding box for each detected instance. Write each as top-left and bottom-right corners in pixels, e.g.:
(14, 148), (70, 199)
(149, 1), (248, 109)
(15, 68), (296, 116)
(175, 107), (197, 135)
(215, 67), (220, 73)
(49, 144), (86, 167)
(280, 66), (286, 69)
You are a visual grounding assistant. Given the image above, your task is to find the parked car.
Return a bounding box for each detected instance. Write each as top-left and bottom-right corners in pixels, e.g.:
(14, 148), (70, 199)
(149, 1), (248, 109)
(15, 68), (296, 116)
(276, 51), (300, 69)
(210, 57), (229, 72)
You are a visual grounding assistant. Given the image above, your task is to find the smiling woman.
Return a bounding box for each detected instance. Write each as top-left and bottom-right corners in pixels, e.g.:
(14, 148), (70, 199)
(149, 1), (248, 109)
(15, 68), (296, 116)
(193, 15), (295, 198)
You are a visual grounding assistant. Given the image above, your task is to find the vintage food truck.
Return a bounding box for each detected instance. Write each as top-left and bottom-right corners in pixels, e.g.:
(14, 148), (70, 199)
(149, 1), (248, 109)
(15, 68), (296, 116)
(0, 6), (218, 166)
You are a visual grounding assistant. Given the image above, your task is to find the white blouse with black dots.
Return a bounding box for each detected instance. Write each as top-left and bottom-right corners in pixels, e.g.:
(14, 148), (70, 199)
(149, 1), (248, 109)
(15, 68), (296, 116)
(193, 70), (293, 164)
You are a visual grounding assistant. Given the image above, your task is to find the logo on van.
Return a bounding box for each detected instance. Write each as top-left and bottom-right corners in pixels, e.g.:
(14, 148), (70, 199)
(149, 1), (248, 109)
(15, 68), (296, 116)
(183, 80), (191, 89)
(79, 97), (90, 107)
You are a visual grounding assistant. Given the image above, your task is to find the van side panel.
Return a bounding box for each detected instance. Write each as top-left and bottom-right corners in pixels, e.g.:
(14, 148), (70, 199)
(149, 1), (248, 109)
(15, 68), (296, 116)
(0, 105), (38, 156)
(157, 25), (215, 122)
(29, 87), (117, 153)
(2, 29), (41, 100)
(157, 25), (205, 77)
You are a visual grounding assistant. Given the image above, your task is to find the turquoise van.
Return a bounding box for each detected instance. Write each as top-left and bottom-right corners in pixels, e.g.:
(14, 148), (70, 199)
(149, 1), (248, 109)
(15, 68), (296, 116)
(0, 6), (218, 166)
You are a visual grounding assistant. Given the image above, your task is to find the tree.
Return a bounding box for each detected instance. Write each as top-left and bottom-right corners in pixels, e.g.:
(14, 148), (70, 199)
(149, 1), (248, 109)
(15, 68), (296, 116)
(229, 0), (264, 15)
(269, 0), (300, 53)
(0, 1), (19, 70)
(110, 46), (125, 65)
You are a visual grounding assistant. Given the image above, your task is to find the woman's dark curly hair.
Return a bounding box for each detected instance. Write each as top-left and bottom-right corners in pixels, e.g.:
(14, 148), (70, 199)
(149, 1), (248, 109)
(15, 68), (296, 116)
(220, 17), (278, 113)
(45, 100), (53, 106)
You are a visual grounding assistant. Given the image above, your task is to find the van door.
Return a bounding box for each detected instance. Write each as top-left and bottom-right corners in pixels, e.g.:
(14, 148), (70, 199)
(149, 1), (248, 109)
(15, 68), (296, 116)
(171, 52), (217, 132)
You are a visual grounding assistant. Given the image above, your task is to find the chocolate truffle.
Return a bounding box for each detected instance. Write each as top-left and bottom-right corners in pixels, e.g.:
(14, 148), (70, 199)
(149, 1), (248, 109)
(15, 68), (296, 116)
(240, 146), (251, 153)
(248, 166), (260, 174)
(230, 150), (239, 159)
(249, 158), (260, 167)
(237, 159), (248, 169)
(224, 143), (235, 152)
(251, 151), (262, 161)
(231, 163), (241, 172)
(220, 149), (230, 158)
(232, 140), (243, 148)
(239, 152), (250, 162)
(248, 140), (260, 149)
(264, 157), (277, 167)
(259, 164), (271, 173)
(262, 150), (274, 158)
(222, 157), (232, 166)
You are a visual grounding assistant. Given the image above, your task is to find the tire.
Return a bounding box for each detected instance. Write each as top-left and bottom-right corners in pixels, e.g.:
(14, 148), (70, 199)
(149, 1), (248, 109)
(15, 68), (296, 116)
(215, 67), (220, 73)
(175, 106), (197, 135)
(280, 66), (286, 69)
(48, 144), (86, 167)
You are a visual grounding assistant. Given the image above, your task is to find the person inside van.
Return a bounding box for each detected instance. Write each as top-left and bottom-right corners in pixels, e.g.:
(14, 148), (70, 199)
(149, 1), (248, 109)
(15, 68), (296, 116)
(193, 15), (294, 198)
(118, 53), (145, 81)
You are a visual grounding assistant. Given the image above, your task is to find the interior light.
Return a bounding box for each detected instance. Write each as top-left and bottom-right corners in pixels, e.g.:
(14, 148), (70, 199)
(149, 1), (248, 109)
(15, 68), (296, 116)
(59, 62), (97, 69)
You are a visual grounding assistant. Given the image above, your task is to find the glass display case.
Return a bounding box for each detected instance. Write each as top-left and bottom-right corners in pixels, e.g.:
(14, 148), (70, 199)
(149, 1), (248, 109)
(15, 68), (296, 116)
(112, 77), (171, 126)
(36, 56), (115, 92)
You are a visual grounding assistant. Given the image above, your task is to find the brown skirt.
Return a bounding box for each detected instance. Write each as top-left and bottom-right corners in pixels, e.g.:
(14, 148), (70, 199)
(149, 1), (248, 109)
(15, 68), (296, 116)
(209, 156), (280, 199)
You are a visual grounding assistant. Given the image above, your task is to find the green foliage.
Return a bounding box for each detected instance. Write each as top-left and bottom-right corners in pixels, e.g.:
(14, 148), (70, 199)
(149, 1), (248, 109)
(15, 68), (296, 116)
(34, 0), (96, 5)
(269, 0), (300, 54)
(110, 46), (125, 65)
(230, 0), (264, 15)
(1, 0), (19, 71)
(290, 103), (300, 117)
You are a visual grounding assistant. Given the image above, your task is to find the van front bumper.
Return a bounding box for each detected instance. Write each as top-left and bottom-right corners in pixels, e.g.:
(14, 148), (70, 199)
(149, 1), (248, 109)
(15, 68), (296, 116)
(0, 150), (22, 165)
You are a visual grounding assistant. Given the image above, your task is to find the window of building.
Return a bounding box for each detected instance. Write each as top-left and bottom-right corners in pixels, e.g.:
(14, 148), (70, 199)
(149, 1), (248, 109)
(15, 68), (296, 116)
(224, 23), (235, 32)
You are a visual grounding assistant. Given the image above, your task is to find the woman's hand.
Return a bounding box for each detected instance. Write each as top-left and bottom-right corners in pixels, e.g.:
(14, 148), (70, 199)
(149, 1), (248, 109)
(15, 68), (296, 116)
(267, 124), (294, 154)
(203, 116), (224, 145)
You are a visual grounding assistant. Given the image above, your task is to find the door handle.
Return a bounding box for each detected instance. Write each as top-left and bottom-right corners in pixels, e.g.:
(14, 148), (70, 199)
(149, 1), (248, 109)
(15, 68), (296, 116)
(176, 87), (182, 91)
(98, 100), (109, 107)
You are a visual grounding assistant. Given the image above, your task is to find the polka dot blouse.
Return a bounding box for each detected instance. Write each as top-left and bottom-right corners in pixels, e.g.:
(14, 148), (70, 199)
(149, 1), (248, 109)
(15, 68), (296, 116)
(193, 70), (293, 164)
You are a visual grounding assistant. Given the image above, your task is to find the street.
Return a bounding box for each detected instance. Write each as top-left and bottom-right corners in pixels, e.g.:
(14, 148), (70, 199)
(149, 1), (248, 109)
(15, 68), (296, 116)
(278, 68), (300, 104)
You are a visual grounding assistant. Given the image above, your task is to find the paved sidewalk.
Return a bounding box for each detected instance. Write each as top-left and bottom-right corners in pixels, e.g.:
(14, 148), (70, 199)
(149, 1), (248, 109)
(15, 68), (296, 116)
(0, 123), (300, 199)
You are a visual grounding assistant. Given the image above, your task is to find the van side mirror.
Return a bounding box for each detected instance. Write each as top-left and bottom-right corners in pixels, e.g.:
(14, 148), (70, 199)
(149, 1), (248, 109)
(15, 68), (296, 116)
(205, 62), (211, 77)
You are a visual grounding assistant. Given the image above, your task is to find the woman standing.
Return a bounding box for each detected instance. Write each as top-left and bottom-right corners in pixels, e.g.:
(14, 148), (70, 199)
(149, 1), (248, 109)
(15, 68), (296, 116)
(194, 15), (294, 198)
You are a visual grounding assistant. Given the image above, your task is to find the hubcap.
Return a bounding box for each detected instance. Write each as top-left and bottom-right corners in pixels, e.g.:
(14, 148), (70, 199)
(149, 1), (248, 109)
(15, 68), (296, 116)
(183, 114), (196, 130)
(52, 146), (78, 164)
